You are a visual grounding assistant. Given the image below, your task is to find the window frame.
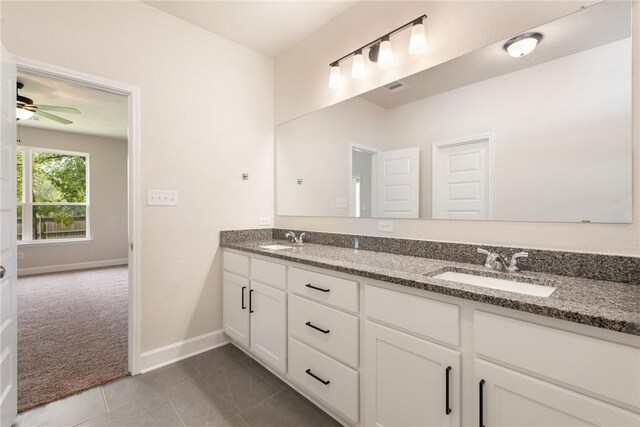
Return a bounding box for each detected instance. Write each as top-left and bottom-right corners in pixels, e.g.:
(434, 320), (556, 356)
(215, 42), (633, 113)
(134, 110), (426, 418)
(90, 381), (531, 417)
(17, 145), (91, 245)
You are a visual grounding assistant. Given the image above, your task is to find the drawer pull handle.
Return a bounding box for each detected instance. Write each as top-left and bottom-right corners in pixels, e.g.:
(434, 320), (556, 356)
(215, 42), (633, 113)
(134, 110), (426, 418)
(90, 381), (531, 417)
(241, 286), (246, 310)
(445, 366), (452, 415)
(249, 289), (254, 313)
(479, 379), (485, 427)
(305, 369), (330, 385)
(305, 321), (330, 334)
(305, 283), (330, 293)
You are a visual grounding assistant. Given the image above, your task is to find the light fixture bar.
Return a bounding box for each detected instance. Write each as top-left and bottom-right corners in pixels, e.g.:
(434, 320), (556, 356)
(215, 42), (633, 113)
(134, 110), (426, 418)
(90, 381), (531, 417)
(329, 14), (427, 66)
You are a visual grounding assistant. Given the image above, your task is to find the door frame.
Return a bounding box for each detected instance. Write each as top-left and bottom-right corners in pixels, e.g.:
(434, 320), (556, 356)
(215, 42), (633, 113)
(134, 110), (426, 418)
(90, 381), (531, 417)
(348, 143), (379, 217)
(14, 56), (142, 375)
(431, 133), (495, 220)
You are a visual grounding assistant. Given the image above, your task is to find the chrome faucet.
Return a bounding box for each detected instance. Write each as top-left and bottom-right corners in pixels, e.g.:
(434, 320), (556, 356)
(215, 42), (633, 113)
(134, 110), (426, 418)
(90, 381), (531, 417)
(477, 248), (528, 273)
(285, 231), (305, 245)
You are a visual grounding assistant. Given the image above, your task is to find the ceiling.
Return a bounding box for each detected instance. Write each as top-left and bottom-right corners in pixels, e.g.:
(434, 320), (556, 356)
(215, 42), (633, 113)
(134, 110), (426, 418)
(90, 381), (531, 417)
(143, 1), (357, 58)
(17, 72), (128, 139)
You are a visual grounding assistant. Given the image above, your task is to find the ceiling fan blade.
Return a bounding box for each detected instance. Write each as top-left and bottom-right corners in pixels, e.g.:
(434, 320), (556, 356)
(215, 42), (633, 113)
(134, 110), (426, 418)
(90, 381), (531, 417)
(34, 110), (73, 125)
(35, 105), (81, 114)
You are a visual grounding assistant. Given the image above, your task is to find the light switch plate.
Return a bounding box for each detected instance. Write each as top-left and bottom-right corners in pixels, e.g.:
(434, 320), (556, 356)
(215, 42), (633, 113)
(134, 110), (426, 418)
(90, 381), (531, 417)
(378, 220), (394, 233)
(147, 189), (179, 206)
(259, 217), (270, 226)
(335, 197), (348, 209)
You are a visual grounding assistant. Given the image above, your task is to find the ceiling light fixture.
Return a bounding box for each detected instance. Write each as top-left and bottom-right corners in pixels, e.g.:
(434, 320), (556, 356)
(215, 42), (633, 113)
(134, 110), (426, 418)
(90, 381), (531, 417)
(16, 107), (34, 121)
(503, 32), (543, 58)
(328, 14), (428, 88)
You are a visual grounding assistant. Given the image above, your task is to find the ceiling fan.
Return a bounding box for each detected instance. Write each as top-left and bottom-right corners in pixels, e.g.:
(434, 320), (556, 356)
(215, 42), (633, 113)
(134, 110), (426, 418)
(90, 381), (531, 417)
(16, 82), (81, 124)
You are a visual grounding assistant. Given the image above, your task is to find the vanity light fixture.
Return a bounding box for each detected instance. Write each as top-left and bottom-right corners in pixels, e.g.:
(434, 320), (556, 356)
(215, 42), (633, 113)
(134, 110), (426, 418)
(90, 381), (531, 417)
(328, 14), (427, 88)
(504, 32), (543, 58)
(328, 62), (342, 89)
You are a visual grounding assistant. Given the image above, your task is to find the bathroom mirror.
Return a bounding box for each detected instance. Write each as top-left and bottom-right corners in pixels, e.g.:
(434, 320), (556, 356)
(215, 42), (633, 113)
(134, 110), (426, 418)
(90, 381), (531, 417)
(276, 1), (633, 223)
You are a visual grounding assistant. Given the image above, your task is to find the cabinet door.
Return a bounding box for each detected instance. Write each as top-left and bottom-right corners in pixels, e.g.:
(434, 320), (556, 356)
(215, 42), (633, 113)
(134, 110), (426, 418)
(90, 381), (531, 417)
(250, 281), (287, 373)
(365, 321), (461, 427)
(475, 360), (640, 427)
(223, 272), (250, 347)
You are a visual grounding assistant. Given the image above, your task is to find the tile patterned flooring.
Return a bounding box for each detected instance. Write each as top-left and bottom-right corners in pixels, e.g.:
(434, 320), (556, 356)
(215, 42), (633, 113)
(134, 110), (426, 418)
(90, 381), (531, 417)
(14, 344), (341, 427)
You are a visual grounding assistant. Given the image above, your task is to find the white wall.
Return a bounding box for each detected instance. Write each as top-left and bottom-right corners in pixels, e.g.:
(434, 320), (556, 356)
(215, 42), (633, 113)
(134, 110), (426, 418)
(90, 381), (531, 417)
(1, 1), (274, 352)
(17, 127), (128, 273)
(274, 1), (640, 256)
(277, 96), (387, 216)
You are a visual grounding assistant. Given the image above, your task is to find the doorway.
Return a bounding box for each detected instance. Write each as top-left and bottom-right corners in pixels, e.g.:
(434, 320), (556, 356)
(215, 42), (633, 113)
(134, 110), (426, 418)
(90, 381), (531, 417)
(11, 57), (142, 413)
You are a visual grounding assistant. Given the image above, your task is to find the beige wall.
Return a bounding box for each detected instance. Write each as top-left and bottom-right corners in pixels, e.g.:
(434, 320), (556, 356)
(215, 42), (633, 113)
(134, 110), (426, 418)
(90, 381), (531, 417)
(17, 127), (128, 271)
(274, 1), (640, 256)
(2, 1), (274, 352)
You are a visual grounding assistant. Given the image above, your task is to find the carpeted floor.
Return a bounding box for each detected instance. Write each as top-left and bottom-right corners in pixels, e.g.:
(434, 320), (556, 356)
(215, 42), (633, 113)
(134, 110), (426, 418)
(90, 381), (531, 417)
(17, 266), (129, 413)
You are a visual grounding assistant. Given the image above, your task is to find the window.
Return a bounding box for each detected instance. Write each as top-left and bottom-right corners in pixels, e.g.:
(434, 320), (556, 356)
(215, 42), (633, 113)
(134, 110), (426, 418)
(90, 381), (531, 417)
(17, 147), (90, 242)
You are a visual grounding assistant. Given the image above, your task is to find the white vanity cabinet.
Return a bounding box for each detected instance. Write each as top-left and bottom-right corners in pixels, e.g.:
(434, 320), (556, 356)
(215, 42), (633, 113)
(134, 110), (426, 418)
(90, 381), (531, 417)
(364, 285), (462, 427)
(223, 250), (287, 373)
(223, 248), (640, 427)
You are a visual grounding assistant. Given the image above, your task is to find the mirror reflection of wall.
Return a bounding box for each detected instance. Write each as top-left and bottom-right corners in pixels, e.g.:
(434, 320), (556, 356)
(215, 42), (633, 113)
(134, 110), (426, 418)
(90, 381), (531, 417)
(276, 1), (632, 224)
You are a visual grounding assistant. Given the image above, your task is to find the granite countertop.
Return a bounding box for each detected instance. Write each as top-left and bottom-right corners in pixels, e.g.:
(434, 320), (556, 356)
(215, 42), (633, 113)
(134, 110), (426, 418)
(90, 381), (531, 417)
(221, 239), (640, 336)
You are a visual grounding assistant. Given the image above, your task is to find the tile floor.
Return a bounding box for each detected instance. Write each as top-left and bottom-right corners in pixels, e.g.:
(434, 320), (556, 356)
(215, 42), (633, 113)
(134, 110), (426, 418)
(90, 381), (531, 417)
(14, 344), (341, 427)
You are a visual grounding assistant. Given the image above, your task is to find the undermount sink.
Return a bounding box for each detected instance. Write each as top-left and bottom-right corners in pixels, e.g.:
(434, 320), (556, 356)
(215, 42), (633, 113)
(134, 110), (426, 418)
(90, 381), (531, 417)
(431, 270), (556, 297)
(259, 244), (293, 250)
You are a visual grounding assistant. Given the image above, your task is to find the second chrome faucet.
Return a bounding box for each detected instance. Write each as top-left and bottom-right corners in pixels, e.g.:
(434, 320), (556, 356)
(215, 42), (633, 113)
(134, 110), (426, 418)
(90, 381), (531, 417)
(477, 248), (528, 273)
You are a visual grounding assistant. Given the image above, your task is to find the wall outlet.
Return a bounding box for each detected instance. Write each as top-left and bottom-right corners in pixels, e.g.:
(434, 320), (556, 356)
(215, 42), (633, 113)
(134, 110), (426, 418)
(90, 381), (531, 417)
(17, 252), (24, 260)
(377, 220), (394, 233)
(259, 217), (270, 226)
(147, 189), (179, 206)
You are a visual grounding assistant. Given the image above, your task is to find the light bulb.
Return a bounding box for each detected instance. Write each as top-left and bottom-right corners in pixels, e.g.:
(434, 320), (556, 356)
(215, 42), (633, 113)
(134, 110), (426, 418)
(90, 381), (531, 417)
(408, 22), (427, 55)
(504, 32), (542, 58)
(328, 64), (342, 89)
(16, 107), (34, 120)
(351, 51), (366, 79)
(377, 37), (393, 69)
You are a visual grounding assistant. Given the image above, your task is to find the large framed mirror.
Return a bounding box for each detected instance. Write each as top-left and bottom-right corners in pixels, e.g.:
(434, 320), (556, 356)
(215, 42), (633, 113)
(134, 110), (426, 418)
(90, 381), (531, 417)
(276, 1), (632, 223)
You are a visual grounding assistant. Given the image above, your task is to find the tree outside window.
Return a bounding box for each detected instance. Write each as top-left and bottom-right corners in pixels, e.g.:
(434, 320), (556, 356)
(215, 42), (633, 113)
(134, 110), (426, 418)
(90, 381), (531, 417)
(17, 147), (89, 242)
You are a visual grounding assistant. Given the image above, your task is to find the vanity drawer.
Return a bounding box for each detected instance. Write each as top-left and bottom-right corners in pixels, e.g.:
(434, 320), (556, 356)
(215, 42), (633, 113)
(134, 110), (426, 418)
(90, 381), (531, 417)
(289, 337), (359, 423)
(474, 311), (640, 409)
(365, 285), (460, 347)
(289, 294), (359, 368)
(223, 251), (249, 277)
(288, 267), (358, 313)
(251, 257), (286, 290)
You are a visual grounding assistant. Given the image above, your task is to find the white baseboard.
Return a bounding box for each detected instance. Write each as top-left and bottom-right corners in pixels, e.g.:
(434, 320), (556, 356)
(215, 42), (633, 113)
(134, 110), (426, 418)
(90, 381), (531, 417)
(140, 329), (229, 373)
(18, 258), (129, 277)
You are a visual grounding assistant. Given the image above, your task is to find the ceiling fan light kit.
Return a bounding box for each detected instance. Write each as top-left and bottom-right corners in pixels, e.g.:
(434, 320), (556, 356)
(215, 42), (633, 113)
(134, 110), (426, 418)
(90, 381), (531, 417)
(16, 81), (81, 124)
(328, 14), (428, 89)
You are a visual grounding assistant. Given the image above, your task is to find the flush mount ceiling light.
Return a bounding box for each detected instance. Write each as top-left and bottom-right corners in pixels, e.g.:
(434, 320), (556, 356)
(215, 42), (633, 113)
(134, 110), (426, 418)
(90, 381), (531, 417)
(503, 32), (543, 58)
(328, 14), (427, 88)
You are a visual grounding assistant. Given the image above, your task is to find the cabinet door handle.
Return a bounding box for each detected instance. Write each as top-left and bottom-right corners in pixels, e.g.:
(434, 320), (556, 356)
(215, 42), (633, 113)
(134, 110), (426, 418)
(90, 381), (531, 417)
(305, 321), (330, 334)
(445, 366), (452, 415)
(305, 369), (330, 385)
(479, 379), (486, 427)
(241, 286), (246, 310)
(249, 289), (254, 313)
(305, 283), (330, 293)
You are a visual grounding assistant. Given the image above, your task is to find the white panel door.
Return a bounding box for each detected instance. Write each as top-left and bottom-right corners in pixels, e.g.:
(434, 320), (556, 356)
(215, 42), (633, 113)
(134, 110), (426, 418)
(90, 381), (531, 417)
(433, 135), (492, 220)
(250, 281), (287, 373)
(0, 44), (17, 427)
(372, 147), (419, 218)
(365, 321), (461, 427)
(222, 272), (250, 347)
(475, 360), (640, 427)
